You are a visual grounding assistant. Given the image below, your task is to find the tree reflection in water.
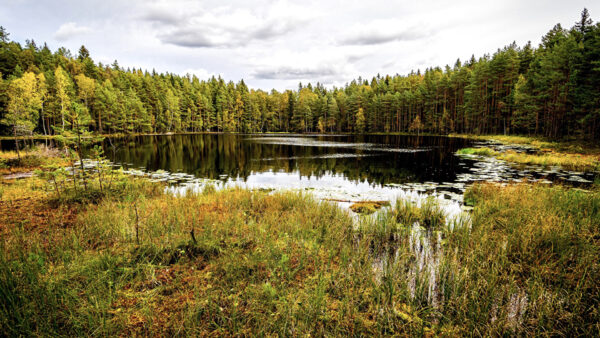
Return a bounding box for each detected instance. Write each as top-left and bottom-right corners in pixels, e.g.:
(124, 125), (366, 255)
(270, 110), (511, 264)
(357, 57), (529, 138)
(103, 134), (474, 187)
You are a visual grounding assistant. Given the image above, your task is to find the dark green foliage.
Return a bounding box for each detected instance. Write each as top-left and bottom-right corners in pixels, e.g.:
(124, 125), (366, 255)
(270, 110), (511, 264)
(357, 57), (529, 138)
(0, 10), (599, 139)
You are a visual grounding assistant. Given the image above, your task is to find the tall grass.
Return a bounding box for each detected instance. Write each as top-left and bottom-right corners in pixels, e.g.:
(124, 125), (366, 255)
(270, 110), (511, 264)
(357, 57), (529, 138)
(355, 183), (600, 335)
(1, 177), (598, 335)
(457, 146), (600, 171)
(452, 183), (600, 334)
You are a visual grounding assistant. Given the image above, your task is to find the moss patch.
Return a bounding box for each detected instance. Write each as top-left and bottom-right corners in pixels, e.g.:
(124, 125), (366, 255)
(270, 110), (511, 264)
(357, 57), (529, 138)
(349, 201), (390, 214)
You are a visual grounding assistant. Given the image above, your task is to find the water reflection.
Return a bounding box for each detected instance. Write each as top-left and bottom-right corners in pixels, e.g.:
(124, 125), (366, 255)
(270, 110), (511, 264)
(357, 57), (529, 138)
(103, 134), (474, 187)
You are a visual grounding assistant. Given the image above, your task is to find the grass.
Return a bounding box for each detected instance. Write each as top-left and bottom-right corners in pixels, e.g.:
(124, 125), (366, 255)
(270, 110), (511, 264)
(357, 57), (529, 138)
(1, 148), (599, 335)
(357, 183), (600, 335)
(455, 183), (600, 334)
(476, 134), (600, 155)
(457, 144), (600, 172)
(496, 151), (600, 171)
(349, 200), (390, 215)
(457, 147), (497, 156)
(2, 178), (383, 336)
(392, 196), (448, 229)
(453, 133), (600, 154)
(453, 134), (600, 171)
(0, 145), (68, 175)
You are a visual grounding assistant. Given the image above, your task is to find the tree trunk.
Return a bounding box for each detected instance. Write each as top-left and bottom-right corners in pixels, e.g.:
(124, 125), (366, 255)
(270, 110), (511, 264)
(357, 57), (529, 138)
(14, 125), (20, 162)
(61, 101), (65, 130)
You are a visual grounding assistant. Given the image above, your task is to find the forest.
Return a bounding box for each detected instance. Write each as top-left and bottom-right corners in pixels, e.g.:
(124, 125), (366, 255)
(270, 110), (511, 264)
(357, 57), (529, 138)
(0, 9), (599, 140)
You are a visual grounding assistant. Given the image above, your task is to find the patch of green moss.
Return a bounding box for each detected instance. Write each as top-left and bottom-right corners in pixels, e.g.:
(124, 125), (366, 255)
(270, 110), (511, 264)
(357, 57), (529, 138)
(350, 201), (390, 214)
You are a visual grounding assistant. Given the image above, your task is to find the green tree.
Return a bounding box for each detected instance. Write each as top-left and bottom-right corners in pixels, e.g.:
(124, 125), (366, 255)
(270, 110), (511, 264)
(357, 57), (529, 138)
(2, 72), (41, 159)
(355, 107), (366, 133)
(54, 66), (71, 131)
(36, 72), (49, 136)
(409, 115), (423, 136)
(74, 73), (95, 117)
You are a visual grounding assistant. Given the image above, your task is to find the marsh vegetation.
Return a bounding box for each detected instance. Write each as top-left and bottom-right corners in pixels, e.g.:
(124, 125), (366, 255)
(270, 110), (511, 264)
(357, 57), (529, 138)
(1, 161), (599, 335)
(1, 136), (599, 335)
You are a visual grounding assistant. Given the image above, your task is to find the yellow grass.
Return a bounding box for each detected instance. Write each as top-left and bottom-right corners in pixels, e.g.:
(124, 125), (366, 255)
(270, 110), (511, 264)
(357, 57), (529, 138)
(497, 150), (600, 171)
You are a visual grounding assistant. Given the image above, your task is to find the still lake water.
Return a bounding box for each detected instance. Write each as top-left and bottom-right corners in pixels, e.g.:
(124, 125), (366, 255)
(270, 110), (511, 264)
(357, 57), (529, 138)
(97, 134), (595, 206)
(1, 134), (594, 206)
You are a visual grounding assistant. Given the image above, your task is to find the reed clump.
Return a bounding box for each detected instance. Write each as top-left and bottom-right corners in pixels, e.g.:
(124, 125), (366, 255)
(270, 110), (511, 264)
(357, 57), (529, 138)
(453, 183), (600, 334)
(356, 183), (600, 335)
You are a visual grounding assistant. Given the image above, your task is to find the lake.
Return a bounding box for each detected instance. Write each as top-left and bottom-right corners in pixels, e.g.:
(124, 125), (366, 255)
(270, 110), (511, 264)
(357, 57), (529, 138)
(1, 134), (594, 206)
(96, 134), (595, 206)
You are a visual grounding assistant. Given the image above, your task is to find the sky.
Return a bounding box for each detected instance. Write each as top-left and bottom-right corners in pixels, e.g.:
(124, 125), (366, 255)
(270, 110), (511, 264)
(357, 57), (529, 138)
(1, 0), (599, 91)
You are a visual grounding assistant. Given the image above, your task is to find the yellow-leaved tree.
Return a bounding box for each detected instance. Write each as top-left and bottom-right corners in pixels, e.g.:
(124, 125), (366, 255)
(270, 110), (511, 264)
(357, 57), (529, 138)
(2, 72), (41, 160)
(54, 66), (71, 131)
(355, 107), (366, 133)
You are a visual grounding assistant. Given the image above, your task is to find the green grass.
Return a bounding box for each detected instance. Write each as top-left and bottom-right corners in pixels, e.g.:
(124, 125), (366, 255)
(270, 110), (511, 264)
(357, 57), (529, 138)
(457, 145), (600, 172)
(1, 173), (599, 335)
(454, 183), (600, 334)
(349, 200), (390, 215)
(357, 183), (600, 335)
(451, 133), (600, 155)
(496, 151), (600, 171)
(457, 147), (497, 156)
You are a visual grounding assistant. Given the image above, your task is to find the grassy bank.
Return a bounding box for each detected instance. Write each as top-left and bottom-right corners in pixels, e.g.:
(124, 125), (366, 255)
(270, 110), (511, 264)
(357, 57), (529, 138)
(1, 156), (599, 335)
(452, 133), (600, 171)
(450, 133), (600, 153)
(458, 146), (600, 171)
(0, 146), (69, 175)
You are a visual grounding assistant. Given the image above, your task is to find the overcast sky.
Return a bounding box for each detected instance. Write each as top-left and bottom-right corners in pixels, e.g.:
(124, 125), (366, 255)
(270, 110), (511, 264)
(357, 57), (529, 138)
(1, 0), (599, 90)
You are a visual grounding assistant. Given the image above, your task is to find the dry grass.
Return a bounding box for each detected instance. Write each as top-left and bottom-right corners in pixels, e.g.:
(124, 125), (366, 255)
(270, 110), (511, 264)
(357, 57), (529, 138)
(1, 168), (599, 335)
(497, 150), (599, 171)
(456, 136), (600, 171)
(0, 145), (68, 175)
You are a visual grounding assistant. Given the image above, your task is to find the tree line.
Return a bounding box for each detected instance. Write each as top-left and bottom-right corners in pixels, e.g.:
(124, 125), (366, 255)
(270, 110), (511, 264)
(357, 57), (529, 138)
(1, 9), (599, 140)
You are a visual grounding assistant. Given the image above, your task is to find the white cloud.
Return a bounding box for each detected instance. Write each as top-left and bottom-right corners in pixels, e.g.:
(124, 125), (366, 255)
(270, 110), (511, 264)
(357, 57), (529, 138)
(339, 20), (433, 45)
(147, 1), (316, 48)
(53, 22), (92, 41)
(249, 49), (359, 86)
